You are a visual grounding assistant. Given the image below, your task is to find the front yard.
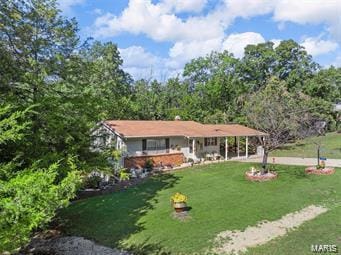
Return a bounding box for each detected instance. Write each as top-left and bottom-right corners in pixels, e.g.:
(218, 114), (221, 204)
(59, 162), (341, 254)
(270, 132), (341, 159)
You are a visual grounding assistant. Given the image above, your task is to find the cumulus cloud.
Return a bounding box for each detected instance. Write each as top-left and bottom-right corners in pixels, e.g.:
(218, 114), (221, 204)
(93, 0), (225, 42)
(168, 37), (223, 67)
(92, 0), (341, 44)
(273, 0), (341, 42)
(224, 0), (275, 18)
(301, 37), (338, 57)
(160, 0), (208, 13)
(120, 32), (268, 80)
(58, 0), (85, 13)
(119, 46), (161, 68)
(119, 46), (176, 80)
(270, 39), (282, 48)
(222, 32), (265, 58)
(92, 0), (341, 79)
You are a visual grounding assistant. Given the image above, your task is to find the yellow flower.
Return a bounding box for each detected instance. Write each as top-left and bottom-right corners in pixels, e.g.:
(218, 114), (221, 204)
(171, 192), (187, 203)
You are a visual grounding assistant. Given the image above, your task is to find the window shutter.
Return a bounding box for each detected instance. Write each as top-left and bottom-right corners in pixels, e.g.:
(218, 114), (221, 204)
(142, 139), (147, 151)
(165, 138), (170, 150)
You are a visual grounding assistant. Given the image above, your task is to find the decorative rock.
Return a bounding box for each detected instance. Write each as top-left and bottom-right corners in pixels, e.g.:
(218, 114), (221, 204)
(305, 167), (335, 175)
(23, 236), (130, 255)
(245, 171), (278, 182)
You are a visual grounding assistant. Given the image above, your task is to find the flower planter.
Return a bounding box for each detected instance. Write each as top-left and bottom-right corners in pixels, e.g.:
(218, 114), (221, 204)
(173, 202), (187, 213)
(245, 171), (278, 182)
(305, 167), (335, 175)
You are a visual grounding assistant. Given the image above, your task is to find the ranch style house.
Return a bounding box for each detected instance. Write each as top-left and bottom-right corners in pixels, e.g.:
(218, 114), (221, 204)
(91, 120), (267, 169)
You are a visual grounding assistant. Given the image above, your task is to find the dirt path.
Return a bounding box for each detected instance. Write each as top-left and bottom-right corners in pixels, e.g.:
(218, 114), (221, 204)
(237, 156), (341, 168)
(212, 205), (328, 255)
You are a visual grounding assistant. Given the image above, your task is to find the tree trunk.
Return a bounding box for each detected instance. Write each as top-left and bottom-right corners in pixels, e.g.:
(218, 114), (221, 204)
(262, 148), (268, 173)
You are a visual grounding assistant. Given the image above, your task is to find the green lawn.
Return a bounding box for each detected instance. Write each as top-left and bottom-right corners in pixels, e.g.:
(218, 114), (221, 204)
(60, 162), (341, 254)
(270, 132), (341, 159)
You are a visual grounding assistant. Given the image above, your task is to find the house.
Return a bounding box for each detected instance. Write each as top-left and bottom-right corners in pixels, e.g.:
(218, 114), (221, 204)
(91, 120), (267, 169)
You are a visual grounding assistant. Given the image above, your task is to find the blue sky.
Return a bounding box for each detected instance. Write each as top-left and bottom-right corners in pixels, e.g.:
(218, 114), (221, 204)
(58, 0), (341, 81)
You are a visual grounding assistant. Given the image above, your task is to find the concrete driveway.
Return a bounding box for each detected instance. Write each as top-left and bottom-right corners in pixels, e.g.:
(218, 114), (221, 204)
(237, 156), (341, 168)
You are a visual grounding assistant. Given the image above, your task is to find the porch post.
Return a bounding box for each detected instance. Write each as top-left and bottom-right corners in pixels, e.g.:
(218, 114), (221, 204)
(225, 137), (228, 160)
(192, 138), (196, 158)
(237, 136), (240, 158)
(245, 136), (248, 158)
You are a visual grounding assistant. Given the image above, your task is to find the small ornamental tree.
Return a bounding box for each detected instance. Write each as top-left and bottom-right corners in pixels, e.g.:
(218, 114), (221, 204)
(245, 77), (314, 171)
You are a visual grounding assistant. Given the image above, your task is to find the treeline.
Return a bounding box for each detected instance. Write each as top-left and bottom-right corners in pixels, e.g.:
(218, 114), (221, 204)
(0, 0), (340, 252)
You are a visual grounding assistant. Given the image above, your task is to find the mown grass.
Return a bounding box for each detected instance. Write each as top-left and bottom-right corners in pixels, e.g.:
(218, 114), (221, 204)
(59, 162), (341, 254)
(270, 132), (341, 159)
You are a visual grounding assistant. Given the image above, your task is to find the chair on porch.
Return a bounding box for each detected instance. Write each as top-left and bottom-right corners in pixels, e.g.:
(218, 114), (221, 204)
(205, 152), (214, 161)
(212, 151), (222, 160)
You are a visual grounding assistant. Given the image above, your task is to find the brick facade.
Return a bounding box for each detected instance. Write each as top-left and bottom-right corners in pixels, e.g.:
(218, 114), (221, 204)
(124, 152), (185, 169)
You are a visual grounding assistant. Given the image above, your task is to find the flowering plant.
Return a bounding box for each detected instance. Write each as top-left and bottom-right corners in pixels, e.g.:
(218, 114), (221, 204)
(171, 192), (187, 203)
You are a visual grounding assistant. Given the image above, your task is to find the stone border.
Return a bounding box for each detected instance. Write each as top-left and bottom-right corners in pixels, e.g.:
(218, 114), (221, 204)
(245, 171), (278, 182)
(305, 167), (335, 175)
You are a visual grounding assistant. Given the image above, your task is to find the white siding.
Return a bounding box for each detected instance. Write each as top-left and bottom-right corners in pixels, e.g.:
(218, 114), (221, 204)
(125, 136), (191, 157)
(170, 136), (190, 158)
(90, 124), (127, 152)
(90, 125), (116, 151)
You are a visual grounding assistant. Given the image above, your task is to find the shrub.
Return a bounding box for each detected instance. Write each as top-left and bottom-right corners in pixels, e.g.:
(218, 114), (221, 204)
(119, 169), (130, 181)
(145, 159), (154, 170)
(84, 175), (102, 189)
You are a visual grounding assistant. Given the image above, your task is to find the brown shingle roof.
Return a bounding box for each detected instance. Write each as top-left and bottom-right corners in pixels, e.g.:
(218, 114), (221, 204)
(103, 120), (267, 138)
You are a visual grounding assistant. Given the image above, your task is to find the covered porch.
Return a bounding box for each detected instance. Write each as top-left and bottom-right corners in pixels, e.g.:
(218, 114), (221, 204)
(188, 135), (265, 162)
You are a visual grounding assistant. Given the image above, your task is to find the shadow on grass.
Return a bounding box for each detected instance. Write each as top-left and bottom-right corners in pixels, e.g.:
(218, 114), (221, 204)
(126, 240), (172, 255)
(58, 173), (180, 254)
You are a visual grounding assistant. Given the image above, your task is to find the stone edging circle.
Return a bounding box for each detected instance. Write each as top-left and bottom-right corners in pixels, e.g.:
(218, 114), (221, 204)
(245, 171), (278, 182)
(305, 167), (335, 175)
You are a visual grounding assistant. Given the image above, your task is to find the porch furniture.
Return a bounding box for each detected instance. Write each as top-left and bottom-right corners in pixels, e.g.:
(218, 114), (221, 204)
(205, 153), (214, 161)
(213, 152), (221, 160)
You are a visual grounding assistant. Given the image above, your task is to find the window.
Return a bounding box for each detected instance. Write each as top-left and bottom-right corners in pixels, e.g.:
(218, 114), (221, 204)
(204, 137), (217, 146)
(142, 139), (169, 151)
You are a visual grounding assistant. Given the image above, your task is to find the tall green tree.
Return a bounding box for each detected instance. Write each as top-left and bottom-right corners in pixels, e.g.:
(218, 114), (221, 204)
(0, 105), (80, 252)
(275, 40), (319, 89)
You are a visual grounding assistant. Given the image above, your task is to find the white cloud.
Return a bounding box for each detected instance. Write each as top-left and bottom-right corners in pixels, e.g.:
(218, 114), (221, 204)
(273, 0), (341, 42)
(58, 0), (85, 13)
(222, 32), (265, 58)
(301, 37), (338, 57)
(92, 0), (341, 45)
(92, 0), (228, 42)
(160, 0), (208, 13)
(224, 0), (275, 18)
(119, 46), (160, 68)
(168, 37), (223, 67)
(331, 54), (341, 67)
(96, 0), (341, 79)
(270, 39), (282, 48)
(93, 8), (103, 15)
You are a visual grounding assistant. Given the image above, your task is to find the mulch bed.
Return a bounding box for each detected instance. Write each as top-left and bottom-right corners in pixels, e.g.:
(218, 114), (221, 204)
(245, 171), (278, 182)
(305, 167), (335, 175)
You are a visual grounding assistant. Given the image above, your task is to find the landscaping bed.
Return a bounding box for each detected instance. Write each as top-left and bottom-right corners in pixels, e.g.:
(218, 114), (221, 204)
(305, 166), (335, 175)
